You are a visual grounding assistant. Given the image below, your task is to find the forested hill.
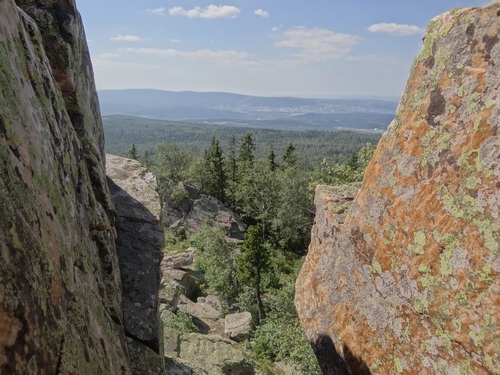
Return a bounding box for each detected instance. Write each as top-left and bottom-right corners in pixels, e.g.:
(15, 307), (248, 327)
(98, 89), (396, 132)
(103, 115), (382, 166)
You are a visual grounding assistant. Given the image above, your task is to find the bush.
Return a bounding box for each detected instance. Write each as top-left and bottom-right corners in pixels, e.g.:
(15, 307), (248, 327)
(252, 283), (322, 374)
(191, 226), (239, 305)
(171, 185), (189, 209)
(162, 310), (198, 334)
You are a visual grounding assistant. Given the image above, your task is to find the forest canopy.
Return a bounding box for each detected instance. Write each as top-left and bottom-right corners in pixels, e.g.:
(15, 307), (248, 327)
(104, 115), (381, 167)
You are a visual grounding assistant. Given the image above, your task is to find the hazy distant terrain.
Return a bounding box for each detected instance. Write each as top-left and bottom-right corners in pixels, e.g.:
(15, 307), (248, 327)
(103, 115), (382, 166)
(98, 89), (397, 132)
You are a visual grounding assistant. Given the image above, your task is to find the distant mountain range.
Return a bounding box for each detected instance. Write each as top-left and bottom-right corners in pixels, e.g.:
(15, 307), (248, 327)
(98, 89), (397, 132)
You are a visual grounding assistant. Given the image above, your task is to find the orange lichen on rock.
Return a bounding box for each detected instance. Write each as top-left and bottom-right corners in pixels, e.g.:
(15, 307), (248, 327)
(296, 3), (499, 375)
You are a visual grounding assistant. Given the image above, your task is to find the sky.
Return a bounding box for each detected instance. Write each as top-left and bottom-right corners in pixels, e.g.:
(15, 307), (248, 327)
(78, 0), (498, 99)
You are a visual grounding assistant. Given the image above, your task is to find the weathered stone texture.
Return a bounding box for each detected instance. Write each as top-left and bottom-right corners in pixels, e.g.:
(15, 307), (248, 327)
(0, 0), (130, 373)
(296, 4), (499, 375)
(106, 155), (164, 374)
(162, 181), (246, 240)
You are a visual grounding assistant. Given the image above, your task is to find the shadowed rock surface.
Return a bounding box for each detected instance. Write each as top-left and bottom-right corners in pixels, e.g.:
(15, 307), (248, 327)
(0, 0), (130, 373)
(106, 155), (164, 374)
(296, 4), (499, 375)
(0, 1), (163, 373)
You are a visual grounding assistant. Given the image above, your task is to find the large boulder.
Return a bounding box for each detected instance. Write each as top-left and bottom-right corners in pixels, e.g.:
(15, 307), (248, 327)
(177, 333), (254, 375)
(178, 296), (222, 333)
(162, 181), (246, 240)
(159, 278), (184, 312)
(163, 269), (204, 300)
(0, 0), (134, 373)
(161, 248), (196, 270)
(224, 312), (252, 342)
(106, 154), (161, 219)
(107, 154), (164, 373)
(296, 4), (499, 375)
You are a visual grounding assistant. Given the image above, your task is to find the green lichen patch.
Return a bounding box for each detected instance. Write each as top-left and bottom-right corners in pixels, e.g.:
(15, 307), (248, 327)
(418, 265), (436, 289)
(370, 259), (383, 274)
(485, 100), (495, 109)
(409, 229), (427, 255)
(436, 131), (451, 151)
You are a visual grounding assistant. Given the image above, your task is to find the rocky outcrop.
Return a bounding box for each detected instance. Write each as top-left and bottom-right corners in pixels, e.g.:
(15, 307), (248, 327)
(224, 312), (252, 342)
(296, 4), (499, 375)
(176, 333), (253, 375)
(160, 247), (256, 374)
(163, 181), (246, 240)
(0, 0), (130, 373)
(161, 248), (196, 270)
(106, 155), (164, 374)
(106, 154), (161, 219)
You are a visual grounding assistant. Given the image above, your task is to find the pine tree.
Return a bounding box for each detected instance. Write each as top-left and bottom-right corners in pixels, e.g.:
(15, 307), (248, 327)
(267, 145), (277, 171)
(142, 150), (151, 168)
(156, 143), (192, 183)
(238, 132), (255, 168)
(282, 143), (297, 168)
(204, 137), (226, 202)
(128, 144), (138, 160)
(237, 224), (270, 325)
(225, 136), (238, 209)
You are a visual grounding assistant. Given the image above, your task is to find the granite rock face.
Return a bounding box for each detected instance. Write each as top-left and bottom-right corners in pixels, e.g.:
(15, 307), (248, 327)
(106, 155), (164, 374)
(224, 312), (252, 342)
(0, 0), (130, 373)
(296, 4), (499, 375)
(177, 333), (253, 375)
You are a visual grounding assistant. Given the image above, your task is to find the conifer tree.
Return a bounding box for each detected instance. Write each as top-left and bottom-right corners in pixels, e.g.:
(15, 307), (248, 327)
(282, 143), (297, 168)
(204, 137), (226, 202)
(238, 132), (255, 169)
(267, 145), (277, 171)
(225, 136), (238, 209)
(237, 224), (270, 325)
(128, 144), (138, 160)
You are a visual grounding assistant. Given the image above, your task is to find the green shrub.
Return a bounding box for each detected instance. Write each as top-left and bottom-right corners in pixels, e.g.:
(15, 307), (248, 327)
(162, 310), (198, 334)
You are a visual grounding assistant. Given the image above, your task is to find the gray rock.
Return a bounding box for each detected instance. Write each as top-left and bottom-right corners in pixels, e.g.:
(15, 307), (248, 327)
(199, 295), (222, 312)
(0, 1), (132, 373)
(106, 154), (161, 220)
(161, 251), (195, 270)
(165, 357), (199, 375)
(178, 297), (221, 326)
(164, 269), (204, 300)
(177, 333), (254, 375)
(107, 155), (164, 372)
(162, 182), (246, 239)
(159, 278), (184, 311)
(224, 312), (252, 342)
(163, 326), (181, 357)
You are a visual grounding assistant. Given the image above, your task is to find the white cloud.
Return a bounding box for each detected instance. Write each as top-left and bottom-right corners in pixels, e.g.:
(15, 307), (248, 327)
(367, 23), (425, 36)
(254, 9), (269, 18)
(169, 5), (240, 19)
(92, 59), (163, 71)
(97, 53), (120, 59)
(170, 39), (182, 44)
(121, 47), (249, 62)
(110, 34), (147, 42)
(276, 27), (360, 61)
(147, 7), (166, 16)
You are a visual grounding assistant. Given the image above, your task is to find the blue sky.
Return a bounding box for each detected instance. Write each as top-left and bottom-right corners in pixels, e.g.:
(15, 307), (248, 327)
(78, 0), (497, 99)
